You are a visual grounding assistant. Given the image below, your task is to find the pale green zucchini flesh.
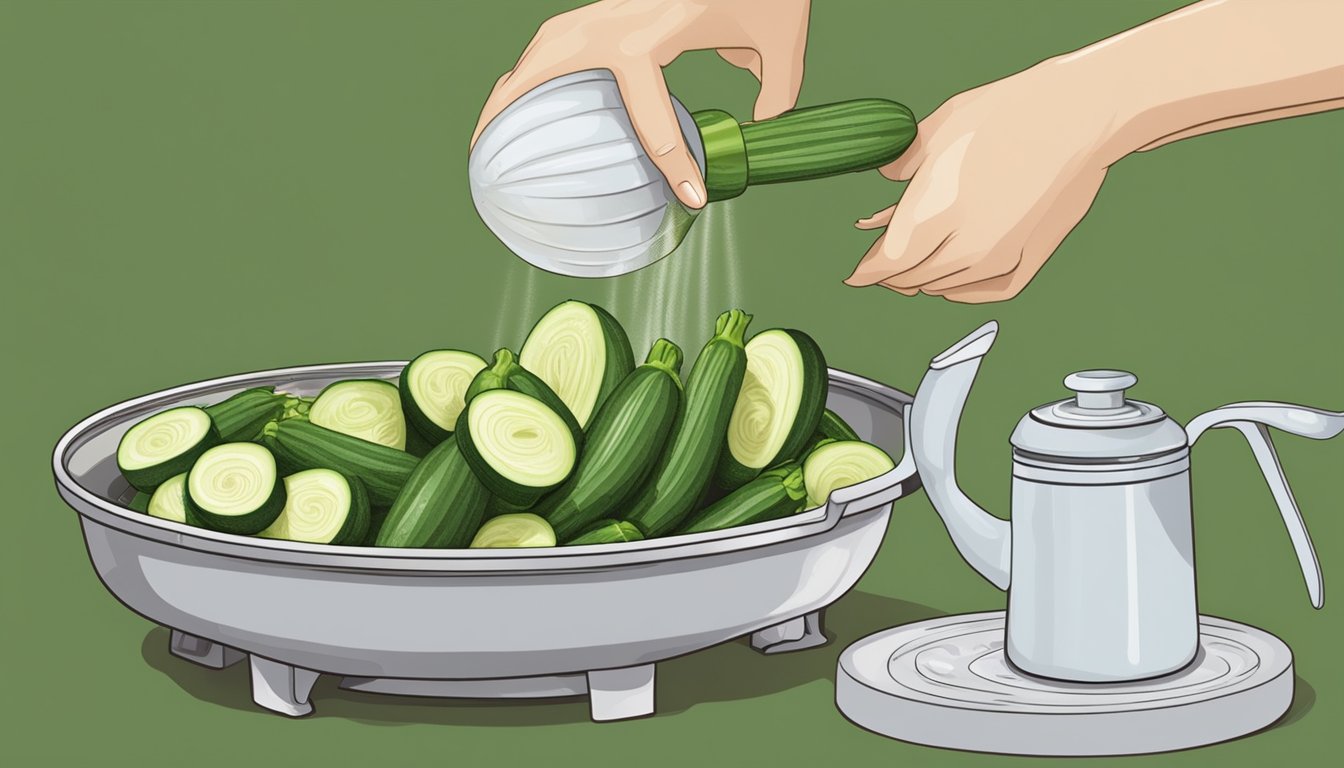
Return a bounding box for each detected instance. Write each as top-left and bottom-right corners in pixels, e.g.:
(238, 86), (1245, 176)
(309, 379), (407, 450)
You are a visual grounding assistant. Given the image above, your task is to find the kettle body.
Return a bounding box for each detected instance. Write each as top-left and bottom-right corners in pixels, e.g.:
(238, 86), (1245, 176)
(1007, 451), (1197, 681)
(908, 321), (1338, 683)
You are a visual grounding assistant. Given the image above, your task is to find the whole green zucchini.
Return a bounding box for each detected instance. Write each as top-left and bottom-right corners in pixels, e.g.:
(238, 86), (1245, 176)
(815, 408), (860, 443)
(681, 463), (807, 534)
(533, 338), (684, 541)
(566, 520), (644, 546)
(626, 309), (751, 537)
(262, 419), (419, 506)
(376, 436), (488, 548)
(204, 387), (290, 443)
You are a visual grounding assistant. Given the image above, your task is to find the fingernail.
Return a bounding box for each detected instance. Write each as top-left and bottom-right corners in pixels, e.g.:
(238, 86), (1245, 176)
(678, 181), (705, 208)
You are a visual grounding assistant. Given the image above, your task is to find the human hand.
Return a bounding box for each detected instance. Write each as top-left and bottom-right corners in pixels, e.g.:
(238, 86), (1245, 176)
(844, 65), (1116, 303)
(470, 0), (810, 210)
(845, 0), (1344, 304)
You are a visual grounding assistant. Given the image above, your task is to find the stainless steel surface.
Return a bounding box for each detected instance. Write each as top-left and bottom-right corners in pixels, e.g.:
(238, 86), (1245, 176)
(53, 361), (917, 718)
(469, 69), (707, 278)
(907, 321), (1334, 683)
(836, 611), (1295, 757)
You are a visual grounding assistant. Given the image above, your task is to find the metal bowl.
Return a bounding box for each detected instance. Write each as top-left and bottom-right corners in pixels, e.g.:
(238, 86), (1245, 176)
(52, 362), (917, 720)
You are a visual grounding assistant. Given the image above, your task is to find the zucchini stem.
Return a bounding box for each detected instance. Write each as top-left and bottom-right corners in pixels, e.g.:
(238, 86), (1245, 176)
(715, 309), (753, 347)
(645, 338), (684, 381)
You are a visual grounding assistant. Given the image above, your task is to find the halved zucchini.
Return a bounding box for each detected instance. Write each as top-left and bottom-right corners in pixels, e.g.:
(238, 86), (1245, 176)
(186, 442), (286, 534)
(117, 406), (220, 492)
(399, 350), (487, 445)
(519, 300), (634, 428)
(716, 329), (827, 489)
(466, 348), (584, 451)
(147, 472), (190, 524)
(470, 513), (556, 548)
(456, 389), (577, 506)
(258, 468), (370, 545)
(802, 440), (895, 508)
(309, 379), (407, 450)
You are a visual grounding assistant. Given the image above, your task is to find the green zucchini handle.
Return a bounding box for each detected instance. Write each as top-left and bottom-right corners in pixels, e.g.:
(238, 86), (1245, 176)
(691, 99), (917, 202)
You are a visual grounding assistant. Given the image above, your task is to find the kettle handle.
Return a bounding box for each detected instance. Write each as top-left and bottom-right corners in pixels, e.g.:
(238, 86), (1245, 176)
(1187, 403), (1344, 610)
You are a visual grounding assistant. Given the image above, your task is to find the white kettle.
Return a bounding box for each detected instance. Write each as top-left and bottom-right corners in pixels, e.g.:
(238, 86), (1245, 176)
(909, 321), (1340, 682)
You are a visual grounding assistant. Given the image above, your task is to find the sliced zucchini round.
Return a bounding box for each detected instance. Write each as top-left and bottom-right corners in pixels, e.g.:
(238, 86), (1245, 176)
(117, 406), (220, 492)
(309, 379), (407, 450)
(717, 329), (827, 489)
(399, 350), (487, 445)
(519, 300), (634, 428)
(186, 442), (286, 534)
(258, 469), (370, 546)
(470, 513), (556, 548)
(147, 472), (189, 524)
(456, 389), (577, 506)
(802, 440), (895, 508)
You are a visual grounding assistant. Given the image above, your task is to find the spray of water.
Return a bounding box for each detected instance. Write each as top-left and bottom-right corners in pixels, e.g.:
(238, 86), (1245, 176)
(491, 200), (744, 361)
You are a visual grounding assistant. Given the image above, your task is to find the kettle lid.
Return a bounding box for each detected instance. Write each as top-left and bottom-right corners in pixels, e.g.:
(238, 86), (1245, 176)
(1010, 370), (1190, 461)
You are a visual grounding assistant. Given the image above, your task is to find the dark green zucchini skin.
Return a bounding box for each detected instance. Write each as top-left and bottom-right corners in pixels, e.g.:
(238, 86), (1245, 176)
(565, 520), (644, 545)
(485, 496), (532, 519)
(262, 419), (419, 507)
(205, 387), (289, 443)
(466, 348), (584, 452)
(361, 506), (391, 546)
(533, 339), (684, 541)
(681, 464), (806, 534)
(715, 329), (828, 490)
(186, 449), (287, 536)
(404, 425), (434, 458)
(589, 303), (636, 420)
(815, 409), (860, 442)
(327, 474), (372, 546)
(375, 436), (488, 548)
(626, 310), (751, 537)
(119, 407), (221, 493)
(737, 99), (917, 185)
(127, 492), (151, 514)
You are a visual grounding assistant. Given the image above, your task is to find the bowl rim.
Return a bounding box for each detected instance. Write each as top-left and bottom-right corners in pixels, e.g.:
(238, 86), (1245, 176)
(53, 361), (917, 573)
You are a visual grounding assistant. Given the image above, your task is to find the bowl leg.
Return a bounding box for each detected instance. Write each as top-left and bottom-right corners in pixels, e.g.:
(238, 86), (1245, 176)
(169, 630), (245, 669)
(587, 664), (655, 721)
(751, 610), (828, 654)
(249, 655), (320, 717)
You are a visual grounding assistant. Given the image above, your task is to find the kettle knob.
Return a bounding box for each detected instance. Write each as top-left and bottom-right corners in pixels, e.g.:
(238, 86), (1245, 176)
(1064, 370), (1137, 410)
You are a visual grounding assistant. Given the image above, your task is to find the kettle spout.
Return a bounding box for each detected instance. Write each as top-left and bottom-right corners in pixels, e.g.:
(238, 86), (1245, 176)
(910, 321), (1012, 590)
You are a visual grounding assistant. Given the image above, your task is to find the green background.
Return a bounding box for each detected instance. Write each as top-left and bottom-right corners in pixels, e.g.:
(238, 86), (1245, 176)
(4, 0), (1341, 764)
